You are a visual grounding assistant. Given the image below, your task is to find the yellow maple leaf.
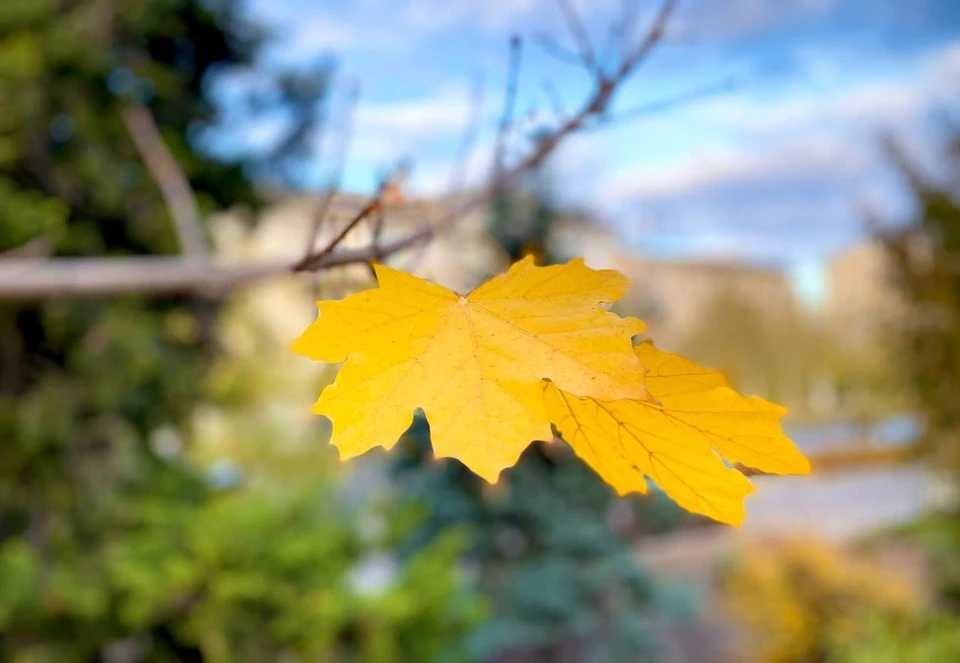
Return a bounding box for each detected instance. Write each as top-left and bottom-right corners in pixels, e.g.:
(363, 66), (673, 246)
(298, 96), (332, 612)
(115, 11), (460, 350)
(291, 256), (648, 481)
(543, 341), (811, 525)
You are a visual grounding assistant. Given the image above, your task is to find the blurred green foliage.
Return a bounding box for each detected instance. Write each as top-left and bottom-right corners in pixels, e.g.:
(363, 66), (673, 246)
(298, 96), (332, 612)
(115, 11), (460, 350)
(892, 512), (960, 613)
(393, 421), (694, 663)
(0, 1), (483, 660)
(879, 128), (960, 477)
(877, 120), (960, 629)
(830, 611), (960, 663)
(0, 480), (484, 662)
(390, 151), (697, 663)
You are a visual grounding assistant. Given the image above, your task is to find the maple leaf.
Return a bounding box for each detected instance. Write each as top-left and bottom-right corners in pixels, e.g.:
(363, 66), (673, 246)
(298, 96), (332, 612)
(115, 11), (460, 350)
(543, 341), (811, 525)
(291, 256), (648, 481)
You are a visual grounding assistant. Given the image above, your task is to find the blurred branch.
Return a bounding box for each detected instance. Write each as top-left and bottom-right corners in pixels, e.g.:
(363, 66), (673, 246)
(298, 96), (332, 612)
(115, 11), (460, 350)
(618, 0), (675, 75)
(616, 0), (640, 63)
(557, 0), (599, 73)
(586, 75), (738, 128)
(0, 240), (407, 301)
(122, 104), (208, 260)
(294, 161), (410, 272)
(534, 33), (590, 70)
(493, 36), (524, 178)
(0, 237), (51, 259)
(541, 79), (568, 122)
(304, 80), (360, 258)
(0, 0), (677, 301)
(447, 74), (485, 194)
(344, 0), (677, 255)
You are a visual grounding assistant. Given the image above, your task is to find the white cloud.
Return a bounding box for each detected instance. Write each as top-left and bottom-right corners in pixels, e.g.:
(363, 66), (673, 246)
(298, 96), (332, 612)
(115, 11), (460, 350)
(929, 43), (960, 87)
(348, 90), (480, 166)
(604, 135), (865, 201)
(600, 41), (959, 251)
(286, 16), (406, 55)
(259, 0), (630, 61)
(673, 0), (837, 40)
(334, 84), (504, 193)
(357, 93), (476, 138)
(400, 0), (543, 33)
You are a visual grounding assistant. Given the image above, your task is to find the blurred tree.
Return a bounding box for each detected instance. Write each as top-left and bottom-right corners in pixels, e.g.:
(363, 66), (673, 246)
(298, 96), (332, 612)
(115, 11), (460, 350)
(675, 288), (903, 425)
(0, 1), (480, 660)
(831, 612), (960, 663)
(391, 133), (695, 663)
(877, 124), (960, 615)
(878, 130), (960, 477)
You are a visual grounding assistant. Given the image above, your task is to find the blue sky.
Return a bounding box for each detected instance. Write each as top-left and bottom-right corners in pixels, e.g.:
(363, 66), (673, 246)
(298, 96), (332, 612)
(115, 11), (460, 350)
(234, 0), (960, 266)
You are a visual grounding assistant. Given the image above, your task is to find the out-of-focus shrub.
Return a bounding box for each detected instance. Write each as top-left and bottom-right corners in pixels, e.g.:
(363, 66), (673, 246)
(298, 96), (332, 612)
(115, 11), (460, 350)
(719, 538), (920, 663)
(895, 512), (960, 612)
(829, 611), (960, 663)
(0, 483), (486, 662)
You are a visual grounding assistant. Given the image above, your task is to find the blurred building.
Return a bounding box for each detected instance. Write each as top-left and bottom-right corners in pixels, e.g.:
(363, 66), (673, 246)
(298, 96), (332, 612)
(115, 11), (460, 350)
(613, 257), (794, 345)
(824, 239), (903, 349)
(550, 217), (795, 345)
(225, 193), (907, 425)
(240, 193), (909, 350)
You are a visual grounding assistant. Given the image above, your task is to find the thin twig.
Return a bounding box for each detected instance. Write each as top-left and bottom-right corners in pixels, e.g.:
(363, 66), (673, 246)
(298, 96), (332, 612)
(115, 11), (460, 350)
(295, 197), (381, 271)
(511, 105), (542, 142)
(295, 161), (409, 272)
(3, 1), (679, 301)
(447, 74), (485, 195)
(371, 208), (385, 253)
(366, 208), (385, 279)
(354, 0), (678, 248)
(367, 169), (391, 274)
(617, 0), (640, 62)
(534, 33), (589, 69)
(557, 0), (600, 73)
(492, 36), (523, 178)
(618, 0), (675, 77)
(587, 75), (738, 128)
(304, 80), (360, 258)
(541, 79), (568, 122)
(122, 104), (208, 259)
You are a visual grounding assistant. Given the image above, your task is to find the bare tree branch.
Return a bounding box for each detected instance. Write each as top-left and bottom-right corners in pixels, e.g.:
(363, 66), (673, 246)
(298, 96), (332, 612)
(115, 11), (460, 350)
(358, 0), (678, 244)
(122, 104), (208, 260)
(447, 74), (486, 195)
(295, 160), (410, 272)
(304, 80), (360, 258)
(2, 0), (679, 301)
(334, 2), (677, 262)
(615, 0), (640, 63)
(586, 75), (737, 128)
(556, 0), (600, 73)
(492, 36), (523, 178)
(618, 0), (675, 77)
(541, 79), (568, 122)
(534, 33), (589, 69)
(294, 196), (381, 272)
(0, 232), (421, 301)
(0, 237), (51, 260)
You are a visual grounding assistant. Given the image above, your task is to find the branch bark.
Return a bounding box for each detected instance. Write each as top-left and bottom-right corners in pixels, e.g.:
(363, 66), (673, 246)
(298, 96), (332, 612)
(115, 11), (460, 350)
(0, 234), (416, 301)
(0, 0), (677, 302)
(122, 104), (209, 259)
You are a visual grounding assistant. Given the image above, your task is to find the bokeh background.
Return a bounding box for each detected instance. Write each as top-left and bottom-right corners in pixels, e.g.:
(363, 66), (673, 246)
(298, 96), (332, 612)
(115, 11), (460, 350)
(1, 0), (959, 661)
